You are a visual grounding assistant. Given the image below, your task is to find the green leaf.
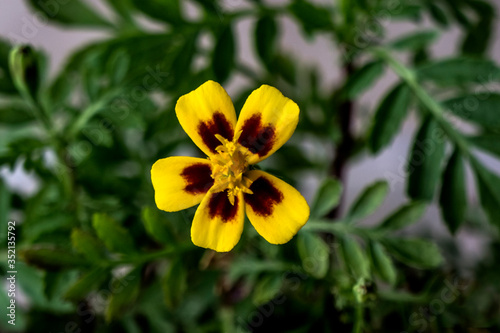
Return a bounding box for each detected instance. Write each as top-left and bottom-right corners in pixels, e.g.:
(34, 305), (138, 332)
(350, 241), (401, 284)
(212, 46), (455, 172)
(289, 0), (333, 34)
(344, 61), (384, 99)
(0, 39), (17, 95)
(107, 48), (130, 85)
(212, 24), (235, 83)
(141, 206), (175, 245)
(383, 238), (443, 269)
(439, 148), (467, 234)
(347, 181), (389, 221)
(367, 241), (396, 285)
(271, 54), (296, 84)
(369, 83), (411, 153)
(130, 0), (183, 25)
(0, 102), (35, 131)
(162, 259), (187, 309)
(461, 0), (494, 56)
(470, 159), (500, 229)
(341, 236), (370, 279)
(443, 93), (500, 130)
(64, 267), (109, 301)
(71, 229), (106, 262)
(417, 57), (500, 86)
(252, 275), (283, 306)
(311, 177), (342, 218)
(255, 15), (278, 67)
(390, 30), (439, 50)
(92, 213), (136, 254)
(427, 3), (449, 27)
(297, 231), (329, 279)
(9, 45), (42, 99)
(407, 116), (446, 201)
(27, 0), (111, 27)
(20, 246), (87, 271)
(467, 134), (500, 158)
(106, 267), (142, 322)
(378, 201), (427, 231)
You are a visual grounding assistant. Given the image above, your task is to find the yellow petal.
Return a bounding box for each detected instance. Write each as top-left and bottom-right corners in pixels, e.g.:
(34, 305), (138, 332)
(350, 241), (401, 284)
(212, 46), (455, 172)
(235, 85), (299, 164)
(176, 80), (237, 157)
(244, 170), (309, 244)
(151, 156), (214, 212)
(191, 190), (245, 252)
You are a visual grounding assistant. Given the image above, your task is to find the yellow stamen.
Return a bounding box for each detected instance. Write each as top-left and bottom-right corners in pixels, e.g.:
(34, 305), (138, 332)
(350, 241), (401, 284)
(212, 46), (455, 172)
(209, 131), (253, 205)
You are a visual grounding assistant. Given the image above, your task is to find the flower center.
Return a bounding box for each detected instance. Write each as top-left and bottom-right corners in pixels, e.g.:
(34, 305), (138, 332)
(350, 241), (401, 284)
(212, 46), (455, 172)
(209, 132), (253, 205)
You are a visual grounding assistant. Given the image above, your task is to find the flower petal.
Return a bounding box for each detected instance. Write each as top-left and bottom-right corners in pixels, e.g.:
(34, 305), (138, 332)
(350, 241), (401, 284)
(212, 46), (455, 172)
(191, 190), (245, 252)
(235, 85), (299, 164)
(244, 170), (309, 244)
(151, 156), (214, 212)
(176, 80), (237, 156)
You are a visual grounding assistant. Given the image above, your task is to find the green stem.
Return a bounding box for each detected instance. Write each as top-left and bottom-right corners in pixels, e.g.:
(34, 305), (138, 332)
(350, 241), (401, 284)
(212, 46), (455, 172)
(353, 304), (364, 333)
(66, 91), (119, 138)
(370, 47), (471, 157)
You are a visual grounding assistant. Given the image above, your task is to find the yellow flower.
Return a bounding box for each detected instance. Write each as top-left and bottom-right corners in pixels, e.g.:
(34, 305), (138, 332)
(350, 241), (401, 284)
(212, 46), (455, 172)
(151, 81), (310, 252)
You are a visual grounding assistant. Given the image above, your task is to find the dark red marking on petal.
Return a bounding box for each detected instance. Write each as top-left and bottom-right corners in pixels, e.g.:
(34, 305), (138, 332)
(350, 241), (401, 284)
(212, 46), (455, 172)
(238, 114), (275, 157)
(244, 176), (283, 217)
(208, 190), (239, 222)
(182, 163), (214, 194)
(197, 112), (234, 153)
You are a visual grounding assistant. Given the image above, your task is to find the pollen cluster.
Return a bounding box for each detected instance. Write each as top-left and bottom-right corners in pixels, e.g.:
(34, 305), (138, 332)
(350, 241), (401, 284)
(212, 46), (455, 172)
(209, 132), (253, 205)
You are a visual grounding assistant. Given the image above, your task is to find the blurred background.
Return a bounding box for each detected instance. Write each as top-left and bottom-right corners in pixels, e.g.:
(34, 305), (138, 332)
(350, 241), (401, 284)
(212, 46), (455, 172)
(1, 0), (500, 332)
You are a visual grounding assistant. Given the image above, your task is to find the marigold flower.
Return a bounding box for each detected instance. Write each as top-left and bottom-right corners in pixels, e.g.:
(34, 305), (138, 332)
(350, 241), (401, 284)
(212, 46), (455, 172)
(151, 81), (310, 252)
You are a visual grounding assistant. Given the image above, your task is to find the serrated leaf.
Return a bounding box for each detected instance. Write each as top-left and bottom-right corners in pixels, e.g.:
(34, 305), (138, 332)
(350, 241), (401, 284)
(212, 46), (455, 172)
(212, 24), (235, 83)
(407, 116), (446, 201)
(255, 15), (278, 67)
(92, 213), (136, 254)
(27, 0), (110, 27)
(311, 177), (342, 218)
(439, 148), (466, 234)
(470, 159), (500, 229)
(443, 93), (500, 130)
(64, 267), (109, 301)
(71, 228), (106, 262)
(417, 58), (500, 86)
(106, 267), (141, 322)
(297, 231), (329, 279)
(383, 238), (443, 269)
(341, 236), (370, 279)
(141, 206), (175, 245)
(162, 259), (187, 309)
(369, 83), (411, 153)
(252, 275), (283, 306)
(347, 181), (389, 221)
(390, 30), (439, 50)
(368, 241), (396, 285)
(344, 61), (384, 99)
(378, 201), (427, 231)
